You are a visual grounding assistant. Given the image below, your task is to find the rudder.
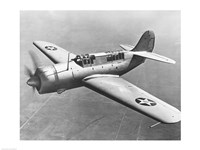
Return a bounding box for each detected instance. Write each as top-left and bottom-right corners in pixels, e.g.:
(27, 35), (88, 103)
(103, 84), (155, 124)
(133, 30), (155, 52)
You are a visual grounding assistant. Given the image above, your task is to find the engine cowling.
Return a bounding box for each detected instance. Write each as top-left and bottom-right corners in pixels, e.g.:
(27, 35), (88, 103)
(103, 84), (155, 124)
(34, 65), (57, 94)
(34, 63), (74, 94)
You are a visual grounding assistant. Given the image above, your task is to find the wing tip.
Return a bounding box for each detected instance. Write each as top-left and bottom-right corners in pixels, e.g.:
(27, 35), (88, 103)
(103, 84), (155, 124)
(166, 59), (176, 64)
(162, 109), (181, 124)
(165, 57), (176, 64)
(33, 41), (49, 46)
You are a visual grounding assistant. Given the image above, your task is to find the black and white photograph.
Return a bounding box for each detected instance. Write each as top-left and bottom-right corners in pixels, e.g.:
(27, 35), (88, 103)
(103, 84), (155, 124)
(20, 11), (181, 140)
(3, 0), (200, 149)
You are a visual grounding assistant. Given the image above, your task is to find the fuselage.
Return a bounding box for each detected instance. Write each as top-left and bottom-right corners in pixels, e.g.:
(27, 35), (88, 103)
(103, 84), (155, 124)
(35, 50), (145, 94)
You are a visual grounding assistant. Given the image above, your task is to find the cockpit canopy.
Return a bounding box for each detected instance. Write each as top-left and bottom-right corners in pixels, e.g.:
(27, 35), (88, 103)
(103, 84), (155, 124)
(73, 51), (125, 67)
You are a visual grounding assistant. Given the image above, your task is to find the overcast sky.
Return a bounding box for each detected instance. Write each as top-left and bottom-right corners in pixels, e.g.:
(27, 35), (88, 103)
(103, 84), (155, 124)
(20, 11), (180, 53)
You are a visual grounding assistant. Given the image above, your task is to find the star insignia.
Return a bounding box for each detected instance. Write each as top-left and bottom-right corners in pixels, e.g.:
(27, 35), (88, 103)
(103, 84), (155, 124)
(135, 98), (156, 106)
(45, 46), (57, 51)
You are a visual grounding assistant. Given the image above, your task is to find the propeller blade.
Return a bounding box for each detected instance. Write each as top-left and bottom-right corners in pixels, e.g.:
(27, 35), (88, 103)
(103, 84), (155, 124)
(24, 65), (33, 77)
(29, 51), (41, 70)
(25, 51), (42, 93)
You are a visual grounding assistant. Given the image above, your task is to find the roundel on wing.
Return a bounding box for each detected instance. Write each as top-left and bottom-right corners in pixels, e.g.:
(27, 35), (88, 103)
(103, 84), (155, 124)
(135, 97), (156, 106)
(45, 46), (57, 51)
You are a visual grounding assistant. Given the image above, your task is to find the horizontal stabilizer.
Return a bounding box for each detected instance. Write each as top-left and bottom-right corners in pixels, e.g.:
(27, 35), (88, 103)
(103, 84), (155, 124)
(120, 44), (134, 51)
(132, 51), (176, 64)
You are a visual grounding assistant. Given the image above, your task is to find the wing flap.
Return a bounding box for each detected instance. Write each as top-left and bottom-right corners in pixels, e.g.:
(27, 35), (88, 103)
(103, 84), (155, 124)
(83, 75), (180, 124)
(33, 41), (76, 64)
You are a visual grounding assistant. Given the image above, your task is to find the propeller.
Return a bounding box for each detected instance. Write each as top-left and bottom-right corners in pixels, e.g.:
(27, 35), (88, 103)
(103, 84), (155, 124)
(24, 65), (33, 77)
(29, 50), (41, 70)
(25, 51), (41, 93)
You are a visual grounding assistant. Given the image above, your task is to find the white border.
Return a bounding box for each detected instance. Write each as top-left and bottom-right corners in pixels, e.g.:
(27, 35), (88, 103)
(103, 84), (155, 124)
(1, 0), (200, 150)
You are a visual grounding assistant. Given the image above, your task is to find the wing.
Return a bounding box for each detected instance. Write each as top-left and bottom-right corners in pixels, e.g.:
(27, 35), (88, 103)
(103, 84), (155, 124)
(33, 41), (76, 64)
(83, 75), (180, 124)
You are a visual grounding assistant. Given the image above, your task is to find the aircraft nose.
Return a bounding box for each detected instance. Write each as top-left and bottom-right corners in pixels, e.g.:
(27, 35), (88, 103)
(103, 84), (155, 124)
(27, 76), (40, 88)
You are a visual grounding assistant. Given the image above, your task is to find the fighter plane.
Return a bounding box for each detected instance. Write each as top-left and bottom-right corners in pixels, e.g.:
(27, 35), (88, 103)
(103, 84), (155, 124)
(25, 30), (181, 125)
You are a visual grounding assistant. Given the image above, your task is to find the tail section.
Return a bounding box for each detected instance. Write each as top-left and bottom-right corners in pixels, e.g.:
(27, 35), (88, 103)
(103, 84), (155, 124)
(133, 30), (155, 52)
(125, 30), (175, 70)
(132, 31), (175, 64)
(120, 30), (155, 52)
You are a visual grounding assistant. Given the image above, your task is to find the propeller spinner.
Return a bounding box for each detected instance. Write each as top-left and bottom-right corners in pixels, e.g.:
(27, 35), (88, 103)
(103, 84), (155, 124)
(27, 76), (40, 88)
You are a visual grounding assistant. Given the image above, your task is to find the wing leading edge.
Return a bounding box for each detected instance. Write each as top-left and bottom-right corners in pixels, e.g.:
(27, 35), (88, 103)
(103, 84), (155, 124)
(83, 75), (180, 124)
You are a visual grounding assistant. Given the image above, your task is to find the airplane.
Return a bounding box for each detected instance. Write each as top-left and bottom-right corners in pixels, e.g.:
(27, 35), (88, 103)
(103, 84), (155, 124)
(25, 30), (181, 126)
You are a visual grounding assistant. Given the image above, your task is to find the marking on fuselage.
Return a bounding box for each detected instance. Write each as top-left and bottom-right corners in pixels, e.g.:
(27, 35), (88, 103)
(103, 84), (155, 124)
(135, 97), (156, 106)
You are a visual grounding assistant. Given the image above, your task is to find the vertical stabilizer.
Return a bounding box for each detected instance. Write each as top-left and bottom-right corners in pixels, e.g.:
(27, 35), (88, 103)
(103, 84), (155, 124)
(133, 30), (155, 52)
